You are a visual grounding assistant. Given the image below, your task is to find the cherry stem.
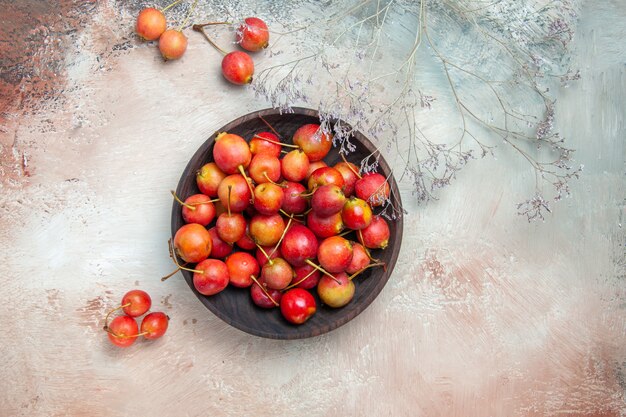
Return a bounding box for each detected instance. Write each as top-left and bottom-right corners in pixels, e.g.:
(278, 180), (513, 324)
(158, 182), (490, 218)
(238, 165), (255, 202)
(171, 190), (195, 211)
(269, 216), (292, 258)
(161, 0), (182, 13)
(348, 262), (386, 281)
(283, 268), (317, 291)
(226, 185), (232, 217)
(192, 21), (232, 28)
(279, 209), (304, 217)
(337, 230), (353, 238)
(250, 275), (279, 306)
(167, 239), (204, 274)
(104, 327), (149, 339)
(103, 303), (131, 332)
(358, 230), (381, 263)
(263, 172), (286, 187)
(177, 0), (198, 31)
(187, 198), (219, 205)
(252, 134), (299, 149)
(258, 116), (284, 140)
(304, 259), (341, 284)
(255, 243), (273, 265)
(340, 152), (362, 179)
(300, 189), (316, 197)
(193, 25), (227, 56)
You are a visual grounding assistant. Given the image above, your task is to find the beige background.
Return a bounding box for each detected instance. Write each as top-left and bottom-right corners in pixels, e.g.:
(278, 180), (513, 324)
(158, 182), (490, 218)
(0, 1), (625, 416)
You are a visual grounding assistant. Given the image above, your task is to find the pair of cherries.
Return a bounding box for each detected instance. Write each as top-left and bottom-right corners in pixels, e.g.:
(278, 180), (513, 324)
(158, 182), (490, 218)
(104, 290), (169, 348)
(136, 3), (192, 60)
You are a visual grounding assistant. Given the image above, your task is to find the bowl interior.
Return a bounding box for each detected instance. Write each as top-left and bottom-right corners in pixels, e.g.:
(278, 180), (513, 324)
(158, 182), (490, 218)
(172, 107), (403, 339)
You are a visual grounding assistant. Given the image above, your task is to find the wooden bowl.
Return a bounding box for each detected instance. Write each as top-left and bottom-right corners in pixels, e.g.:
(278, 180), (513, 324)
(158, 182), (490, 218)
(171, 107), (403, 339)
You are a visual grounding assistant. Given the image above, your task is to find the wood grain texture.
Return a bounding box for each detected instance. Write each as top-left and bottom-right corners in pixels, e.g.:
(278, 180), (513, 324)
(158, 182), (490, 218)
(0, 1), (624, 416)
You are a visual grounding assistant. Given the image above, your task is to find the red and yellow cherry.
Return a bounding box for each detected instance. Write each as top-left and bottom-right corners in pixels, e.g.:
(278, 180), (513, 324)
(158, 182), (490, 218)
(196, 162), (226, 197)
(281, 149), (309, 182)
(281, 181), (308, 215)
(280, 288), (317, 324)
(213, 133), (252, 175)
(173, 223), (212, 263)
(249, 213), (285, 246)
(216, 212), (246, 244)
(355, 172), (390, 207)
(307, 166), (345, 191)
(358, 215), (390, 249)
(292, 124), (332, 162)
(292, 264), (321, 290)
(334, 161), (360, 197)
(159, 29), (188, 60)
(307, 211), (344, 238)
(261, 257), (293, 290)
(107, 315), (139, 348)
(251, 277), (282, 308)
(193, 258), (229, 296)
(217, 175), (251, 213)
(222, 51), (254, 85)
(317, 236), (353, 273)
(346, 242), (370, 275)
(207, 227), (233, 258)
(341, 197), (372, 230)
(136, 8), (166, 41)
(311, 184), (346, 217)
(250, 132), (282, 158)
(306, 160), (327, 180)
(226, 251), (259, 288)
(317, 272), (355, 308)
(237, 17), (269, 51)
(254, 183), (284, 215)
(280, 224), (318, 267)
(181, 194), (216, 226)
(121, 290), (152, 317)
(249, 154), (281, 184)
(140, 312), (169, 340)
(235, 225), (256, 251)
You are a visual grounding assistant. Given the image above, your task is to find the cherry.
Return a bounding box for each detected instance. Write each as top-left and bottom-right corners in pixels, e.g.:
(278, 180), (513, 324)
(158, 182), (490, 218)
(159, 29), (187, 60)
(307, 211), (344, 238)
(355, 172), (390, 207)
(237, 17), (269, 52)
(249, 213), (285, 246)
(334, 160), (360, 197)
(193, 258), (229, 296)
(178, 193), (216, 226)
(280, 223), (318, 267)
(235, 225), (256, 251)
(136, 8), (167, 41)
(281, 149), (309, 182)
(248, 153), (281, 184)
(213, 132), (252, 175)
(173, 223), (212, 263)
(217, 175), (251, 213)
(140, 312), (169, 340)
(292, 124), (332, 162)
(317, 236), (353, 273)
(317, 272), (355, 308)
(254, 183), (284, 215)
(261, 258), (294, 290)
(207, 227), (233, 258)
(222, 51), (255, 85)
(121, 290), (152, 317)
(250, 276), (282, 308)
(281, 181), (308, 215)
(226, 251), (259, 288)
(250, 132), (282, 158)
(358, 215), (390, 249)
(289, 264), (321, 290)
(341, 197), (372, 230)
(311, 184), (346, 217)
(216, 211), (246, 244)
(196, 162), (226, 197)
(306, 160), (327, 180)
(307, 166), (345, 191)
(106, 315), (139, 348)
(255, 243), (281, 267)
(280, 288), (317, 324)
(346, 242), (370, 275)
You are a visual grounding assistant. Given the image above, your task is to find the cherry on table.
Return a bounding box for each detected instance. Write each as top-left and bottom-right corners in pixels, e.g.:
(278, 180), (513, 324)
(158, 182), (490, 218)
(140, 312), (169, 340)
(136, 8), (167, 41)
(237, 17), (269, 52)
(121, 289), (152, 317)
(106, 315), (140, 348)
(159, 29), (188, 60)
